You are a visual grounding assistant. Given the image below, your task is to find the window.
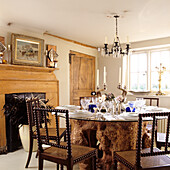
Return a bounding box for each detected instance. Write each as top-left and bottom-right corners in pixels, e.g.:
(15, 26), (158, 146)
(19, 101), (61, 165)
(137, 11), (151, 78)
(127, 48), (170, 92)
(129, 52), (148, 91)
(151, 50), (170, 91)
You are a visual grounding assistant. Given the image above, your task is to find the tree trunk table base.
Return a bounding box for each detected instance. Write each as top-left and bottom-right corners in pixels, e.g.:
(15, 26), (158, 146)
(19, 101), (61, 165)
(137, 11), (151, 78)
(71, 119), (151, 170)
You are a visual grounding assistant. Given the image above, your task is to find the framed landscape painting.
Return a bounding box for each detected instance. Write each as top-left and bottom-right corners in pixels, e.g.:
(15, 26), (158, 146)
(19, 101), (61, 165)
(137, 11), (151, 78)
(11, 34), (44, 67)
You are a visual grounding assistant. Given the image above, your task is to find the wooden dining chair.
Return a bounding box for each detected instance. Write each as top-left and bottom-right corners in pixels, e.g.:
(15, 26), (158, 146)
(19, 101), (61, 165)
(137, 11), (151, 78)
(143, 97), (159, 132)
(143, 97), (170, 149)
(25, 99), (66, 168)
(143, 97), (159, 107)
(114, 112), (170, 169)
(33, 107), (97, 170)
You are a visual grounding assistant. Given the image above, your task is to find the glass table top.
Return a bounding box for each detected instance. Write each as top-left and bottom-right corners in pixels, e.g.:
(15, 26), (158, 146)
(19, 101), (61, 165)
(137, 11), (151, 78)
(56, 105), (170, 122)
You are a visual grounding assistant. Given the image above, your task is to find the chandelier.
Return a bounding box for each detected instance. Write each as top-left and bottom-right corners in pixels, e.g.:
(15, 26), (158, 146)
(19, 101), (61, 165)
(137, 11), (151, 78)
(101, 15), (130, 58)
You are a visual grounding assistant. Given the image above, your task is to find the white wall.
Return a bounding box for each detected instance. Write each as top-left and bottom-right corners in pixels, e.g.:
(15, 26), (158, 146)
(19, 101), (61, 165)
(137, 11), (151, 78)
(131, 36), (170, 49)
(98, 54), (122, 96)
(0, 25), (98, 107)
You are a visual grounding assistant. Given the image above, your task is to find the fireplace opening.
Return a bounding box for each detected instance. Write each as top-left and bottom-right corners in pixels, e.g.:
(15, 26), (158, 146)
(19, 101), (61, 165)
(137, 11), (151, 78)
(4, 92), (46, 152)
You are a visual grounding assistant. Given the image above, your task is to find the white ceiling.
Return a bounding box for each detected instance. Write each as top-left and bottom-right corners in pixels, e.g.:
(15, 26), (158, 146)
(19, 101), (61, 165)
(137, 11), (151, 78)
(1, 0), (170, 47)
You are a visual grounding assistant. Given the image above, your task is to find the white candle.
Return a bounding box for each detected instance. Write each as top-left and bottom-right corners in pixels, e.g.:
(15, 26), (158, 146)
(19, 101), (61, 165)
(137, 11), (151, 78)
(97, 69), (99, 87)
(119, 67), (121, 84)
(104, 66), (106, 84)
(124, 70), (127, 87)
(8, 45), (11, 51)
(105, 36), (108, 44)
(127, 36), (129, 44)
(45, 50), (48, 55)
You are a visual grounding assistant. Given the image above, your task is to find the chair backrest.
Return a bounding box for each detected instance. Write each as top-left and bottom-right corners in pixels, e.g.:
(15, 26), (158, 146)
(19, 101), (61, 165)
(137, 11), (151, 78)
(33, 107), (72, 158)
(26, 98), (40, 135)
(143, 97), (159, 107)
(136, 112), (170, 167)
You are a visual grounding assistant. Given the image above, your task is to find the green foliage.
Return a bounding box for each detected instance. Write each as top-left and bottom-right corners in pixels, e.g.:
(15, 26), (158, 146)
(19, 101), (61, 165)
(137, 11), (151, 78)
(3, 95), (28, 127)
(3, 95), (52, 127)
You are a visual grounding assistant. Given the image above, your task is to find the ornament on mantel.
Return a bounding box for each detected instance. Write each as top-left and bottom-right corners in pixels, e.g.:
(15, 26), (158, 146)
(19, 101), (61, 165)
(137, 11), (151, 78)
(46, 45), (58, 68)
(0, 36), (7, 64)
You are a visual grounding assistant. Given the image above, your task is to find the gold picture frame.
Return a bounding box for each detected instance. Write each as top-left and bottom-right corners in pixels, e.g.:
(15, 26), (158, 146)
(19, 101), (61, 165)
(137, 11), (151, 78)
(11, 33), (44, 67)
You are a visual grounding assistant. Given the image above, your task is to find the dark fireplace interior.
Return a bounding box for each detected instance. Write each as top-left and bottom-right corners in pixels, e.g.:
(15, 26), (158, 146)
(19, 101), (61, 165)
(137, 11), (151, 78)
(4, 92), (46, 152)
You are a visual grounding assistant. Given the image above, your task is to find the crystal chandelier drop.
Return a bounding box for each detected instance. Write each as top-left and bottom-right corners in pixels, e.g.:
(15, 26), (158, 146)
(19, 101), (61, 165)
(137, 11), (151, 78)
(101, 15), (130, 58)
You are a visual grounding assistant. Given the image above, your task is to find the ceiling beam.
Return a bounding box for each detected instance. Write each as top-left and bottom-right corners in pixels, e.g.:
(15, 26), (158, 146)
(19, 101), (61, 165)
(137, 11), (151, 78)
(44, 32), (97, 50)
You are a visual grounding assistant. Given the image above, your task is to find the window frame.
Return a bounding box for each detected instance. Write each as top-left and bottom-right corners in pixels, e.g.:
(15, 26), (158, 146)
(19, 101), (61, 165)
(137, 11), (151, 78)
(127, 46), (170, 93)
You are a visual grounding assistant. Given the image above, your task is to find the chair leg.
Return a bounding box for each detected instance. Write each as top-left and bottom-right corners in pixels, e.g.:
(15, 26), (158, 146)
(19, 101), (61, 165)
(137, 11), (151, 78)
(57, 164), (59, 170)
(67, 161), (73, 170)
(39, 156), (43, 170)
(92, 155), (97, 170)
(114, 158), (117, 170)
(25, 136), (33, 168)
(67, 165), (73, 170)
(35, 151), (38, 158)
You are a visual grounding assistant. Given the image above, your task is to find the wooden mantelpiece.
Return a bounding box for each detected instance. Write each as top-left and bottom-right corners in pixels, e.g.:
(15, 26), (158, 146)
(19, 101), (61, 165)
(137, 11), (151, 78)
(0, 64), (59, 72)
(0, 64), (59, 153)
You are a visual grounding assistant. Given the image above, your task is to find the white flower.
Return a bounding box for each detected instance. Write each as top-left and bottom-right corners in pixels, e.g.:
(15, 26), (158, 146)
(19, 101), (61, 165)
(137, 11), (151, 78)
(101, 94), (106, 101)
(99, 97), (103, 102)
(115, 95), (123, 103)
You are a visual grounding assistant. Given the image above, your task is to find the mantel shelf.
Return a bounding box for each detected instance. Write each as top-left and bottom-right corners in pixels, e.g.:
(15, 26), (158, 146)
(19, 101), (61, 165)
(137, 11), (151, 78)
(0, 64), (59, 72)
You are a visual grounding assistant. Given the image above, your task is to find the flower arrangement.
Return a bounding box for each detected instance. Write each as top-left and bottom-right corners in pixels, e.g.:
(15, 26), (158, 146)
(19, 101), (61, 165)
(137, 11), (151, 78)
(3, 94), (52, 127)
(115, 95), (124, 103)
(105, 93), (115, 101)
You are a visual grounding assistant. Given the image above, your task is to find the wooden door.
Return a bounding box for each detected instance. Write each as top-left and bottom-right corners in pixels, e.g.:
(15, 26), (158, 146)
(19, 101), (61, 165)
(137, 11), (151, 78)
(70, 51), (95, 105)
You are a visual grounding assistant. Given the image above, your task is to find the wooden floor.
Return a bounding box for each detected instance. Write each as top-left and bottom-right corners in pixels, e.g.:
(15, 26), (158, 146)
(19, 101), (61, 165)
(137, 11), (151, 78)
(0, 149), (79, 170)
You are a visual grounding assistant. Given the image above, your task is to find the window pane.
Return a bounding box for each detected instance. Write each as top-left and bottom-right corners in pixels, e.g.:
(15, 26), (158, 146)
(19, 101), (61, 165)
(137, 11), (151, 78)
(151, 51), (160, 71)
(130, 73), (138, 90)
(138, 54), (147, 72)
(138, 72), (147, 90)
(162, 72), (170, 90)
(130, 54), (138, 72)
(151, 72), (159, 90)
(161, 51), (170, 69)
(129, 52), (148, 91)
